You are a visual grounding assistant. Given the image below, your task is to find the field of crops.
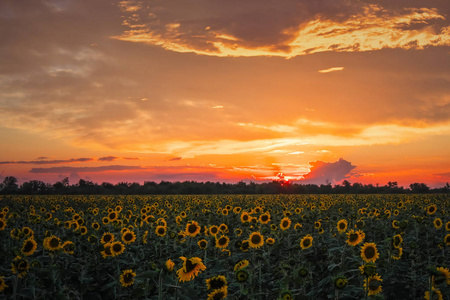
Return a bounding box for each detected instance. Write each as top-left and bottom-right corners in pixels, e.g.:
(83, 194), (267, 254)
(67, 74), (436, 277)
(0, 194), (449, 299)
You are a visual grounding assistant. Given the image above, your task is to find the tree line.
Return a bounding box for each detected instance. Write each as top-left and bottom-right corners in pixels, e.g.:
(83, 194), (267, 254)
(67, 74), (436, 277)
(0, 176), (449, 195)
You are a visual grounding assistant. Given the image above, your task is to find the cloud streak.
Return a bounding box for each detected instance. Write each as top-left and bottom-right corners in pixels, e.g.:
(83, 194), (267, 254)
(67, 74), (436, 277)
(115, 1), (450, 57)
(29, 165), (144, 174)
(318, 67), (344, 73)
(0, 158), (93, 165)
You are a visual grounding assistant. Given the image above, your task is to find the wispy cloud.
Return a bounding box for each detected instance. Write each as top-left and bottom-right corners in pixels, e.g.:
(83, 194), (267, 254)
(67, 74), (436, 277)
(29, 165), (144, 173)
(0, 158), (93, 165)
(318, 67), (344, 73)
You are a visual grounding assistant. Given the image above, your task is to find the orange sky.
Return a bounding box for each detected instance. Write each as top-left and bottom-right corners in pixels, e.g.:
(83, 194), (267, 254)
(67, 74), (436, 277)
(0, 0), (449, 187)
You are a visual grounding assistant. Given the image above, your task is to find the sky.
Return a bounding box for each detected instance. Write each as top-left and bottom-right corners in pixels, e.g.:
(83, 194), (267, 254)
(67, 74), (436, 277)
(0, 0), (449, 187)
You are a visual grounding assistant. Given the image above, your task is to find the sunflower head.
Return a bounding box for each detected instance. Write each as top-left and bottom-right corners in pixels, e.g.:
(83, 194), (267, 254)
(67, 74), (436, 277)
(62, 241), (75, 254)
(300, 234), (313, 250)
(185, 221), (201, 237)
(359, 262), (377, 277)
(121, 230), (136, 244)
(364, 274), (383, 296)
(280, 290), (293, 300)
(206, 275), (227, 290)
(215, 235), (230, 249)
(166, 259), (175, 272)
(235, 269), (249, 282)
(22, 238), (37, 256)
(249, 232), (264, 248)
(177, 257), (206, 282)
(207, 286), (227, 300)
(280, 217), (291, 230)
(434, 218), (443, 229)
(234, 259), (249, 271)
(337, 219), (348, 233)
(120, 269), (136, 287)
(361, 242), (379, 263)
(198, 239), (208, 249)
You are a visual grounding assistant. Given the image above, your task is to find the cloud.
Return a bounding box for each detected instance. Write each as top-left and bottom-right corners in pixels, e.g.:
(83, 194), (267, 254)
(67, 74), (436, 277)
(98, 156), (118, 161)
(114, 1), (450, 57)
(29, 165), (144, 173)
(169, 157), (182, 161)
(433, 172), (450, 180)
(0, 158), (93, 165)
(318, 67), (344, 73)
(300, 158), (356, 185)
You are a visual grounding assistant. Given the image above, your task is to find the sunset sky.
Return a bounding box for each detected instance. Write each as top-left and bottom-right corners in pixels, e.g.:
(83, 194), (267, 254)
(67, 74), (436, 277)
(1, 0), (449, 187)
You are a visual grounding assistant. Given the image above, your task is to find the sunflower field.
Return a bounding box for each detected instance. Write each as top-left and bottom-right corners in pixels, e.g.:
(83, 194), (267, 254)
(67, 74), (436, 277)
(0, 194), (449, 299)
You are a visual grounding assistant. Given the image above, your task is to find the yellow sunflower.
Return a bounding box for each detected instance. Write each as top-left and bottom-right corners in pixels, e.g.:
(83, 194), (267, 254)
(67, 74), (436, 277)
(166, 259), (175, 272)
(62, 241), (75, 254)
(121, 230), (136, 244)
(177, 257), (206, 282)
(445, 221), (450, 231)
(21, 238), (37, 256)
(392, 234), (403, 248)
(434, 218), (443, 229)
(346, 230), (364, 246)
(185, 221), (201, 237)
(434, 267), (450, 285)
(361, 243), (379, 263)
(155, 225), (167, 237)
(0, 218), (6, 231)
(300, 234), (313, 250)
(11, 256), (29, 278)
(207, 286), (227, 300)
(392, 220), (400, 229)
(215, 235), (230, 249)
(259, 213), (271, 224)
(111, 241), (125, 256)
(101, 232), (115, 244)
(266, 237), (275, 245)
(364, 274), (383, 296)
(337, 219), (348, 233)
(209, 225), (219, 236)
(391, 247), (403, 260)
(240, 212), (251, 223)
(424, 287), (443, 300)
(120, 269), (136, 287)
(234, 259), (249, 271)
(427, 204), (437, 215)
(218, 223), (228, 233)
(248, 232), (264, 248)
(206, 275), (227, 290)
(101, 243), (114, 258)
(198, 239), (208, 250)
(0, 276), (7, 292)
(44, 235), (61, 251)
(280, 217), (291, 230)
(444, 234), (450, 246)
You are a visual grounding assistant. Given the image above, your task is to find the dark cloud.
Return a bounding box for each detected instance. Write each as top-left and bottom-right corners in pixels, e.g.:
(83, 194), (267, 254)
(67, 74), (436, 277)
(300, 158), (356, 185)
(433, 172), (450, 179)
(29, 165), (144, 173)
(0, 158), (93, 165)
(169, 157), (182, 161)
(36, 156), (48, 160)
(98, 156), (118, 161)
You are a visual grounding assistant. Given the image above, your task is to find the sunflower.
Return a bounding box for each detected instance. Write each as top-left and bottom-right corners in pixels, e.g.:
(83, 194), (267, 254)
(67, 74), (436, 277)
(166, 259), (175, 272)
(108, 211), (118, 222)
(445, 221), (450, 231)
(101, 232), (115, 244)
(120, 269), (136, 287)
(434, 267), (450, 285)
(424, 288), (443, 300)
(234, 259), (249, 271)
(218, 223), (228, 233)
(235, 269), (249, 282)
(0, 276), (7, 292)
(392, 220), (400, 229)
(234, 228), (243, 236)
(240, 212), (251, 223)
(101, 243), (114, 258)
(333, 275), (348, 290)
(206, 275), (227, 290)
(300, 234), (313, 250)
(427, 204), (437, 215)
(79, 226), (88, 235)
(177, 257), (206, 282)
(207, 286), (227, 300)
(91, 222), (100, 230)
(195, 239), (207, 250)
(280, 290), (293, 300)
(215, 235), (230, 249)
(270, 224), (277, 231)
(209, 225), (219, 236)
(11, 256), (29, 278)
(44, 235), (61, 251)
(359, 262), (377, 277)
(22, 226), (33, 237)
(445, 234), (450, 246)
(240, 240), (250, 252)
(294, 223), (302, 230)
(248, 232), (264, 248)
(434, 218), (443, 229)
(259, 213), (271, 224)
(62, 241), (75, 254)
(280, 217), (291, 230)
(185, 221), (201, 237)
(102, 217), (109, 225)
(391, 247), (403, 260)
(337, 219), (348, 233)
(21, 238), (37, 256)
(364, 274), (383, 296)
(233, 206), (242, 214)
(392, 234), (403, 248)
(266, 237), (275, 245)
(111, 241), (125, 256)
(0, 219), (6, 231)
(346, 230), (363, 246)
(361, 243), (379, 263)
(122, 230), (136, 244)
(155, 225), (167, 237)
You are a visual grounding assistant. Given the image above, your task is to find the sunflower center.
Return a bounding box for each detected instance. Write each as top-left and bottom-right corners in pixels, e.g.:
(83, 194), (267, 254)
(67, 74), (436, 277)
(104, 235), (112, 242)
(368, 279), (381, 291)
(49, 238), (59, 248)
(251, 234), (261, 244)
(210, 278), (225, 289)
(364, 246), (375, 259)
(158, 228), (165, 235)
(124, 233), (133, 241)
(349, 233), (359, 242)
(23, 241), (34, 252)
(219, 237), (227, 246)
(339, 223), (346, 229)
(303, 239), (311, 247)
(282, 221), (289, 227)
(124, 273), (133, 283)
(261, 215), (268, 222)
(188, 224), (197, 233)
(113, 243), (122, 252)
(185, 259), (197, 273)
